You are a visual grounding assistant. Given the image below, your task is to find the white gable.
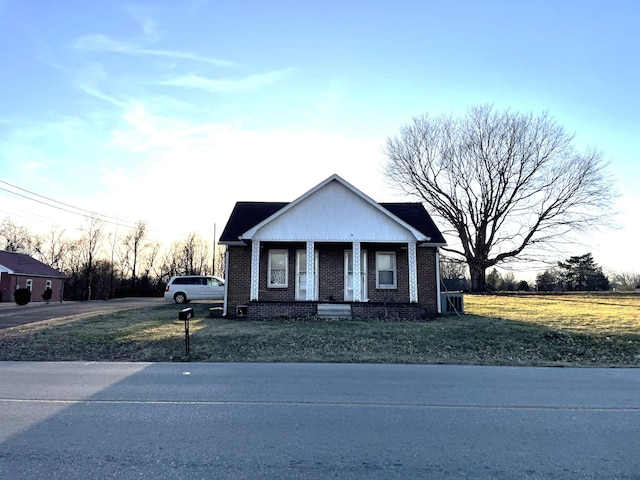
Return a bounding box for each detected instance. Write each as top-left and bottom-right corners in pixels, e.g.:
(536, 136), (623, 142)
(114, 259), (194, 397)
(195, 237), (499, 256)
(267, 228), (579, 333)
(243, 176), (425, 242)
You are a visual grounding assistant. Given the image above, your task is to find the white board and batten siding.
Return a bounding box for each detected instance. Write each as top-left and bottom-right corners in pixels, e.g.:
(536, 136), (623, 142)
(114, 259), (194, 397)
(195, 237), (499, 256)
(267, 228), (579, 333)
(248, 180), (418, 242)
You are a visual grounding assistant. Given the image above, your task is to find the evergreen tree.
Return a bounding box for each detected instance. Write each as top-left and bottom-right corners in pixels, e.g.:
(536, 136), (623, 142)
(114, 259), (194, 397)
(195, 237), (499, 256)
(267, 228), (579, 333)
(557, 253), (610, 291)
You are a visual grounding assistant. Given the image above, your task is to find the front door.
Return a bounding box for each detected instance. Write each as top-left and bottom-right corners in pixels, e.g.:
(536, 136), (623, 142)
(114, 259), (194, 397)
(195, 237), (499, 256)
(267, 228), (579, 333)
(344, 250), (367, 301)
(296, 250), (319, 301)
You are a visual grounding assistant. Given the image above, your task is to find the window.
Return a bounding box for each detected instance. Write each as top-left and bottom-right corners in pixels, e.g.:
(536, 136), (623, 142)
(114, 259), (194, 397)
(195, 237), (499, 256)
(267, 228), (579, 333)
(26, 279), (33, 291)
(46, 280), (52, 289)
(376, 252), (396, 289)
(268, 250), (288, 288)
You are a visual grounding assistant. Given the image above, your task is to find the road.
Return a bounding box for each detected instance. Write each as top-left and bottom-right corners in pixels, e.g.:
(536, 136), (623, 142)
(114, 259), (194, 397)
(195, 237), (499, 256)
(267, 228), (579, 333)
(1, 362), (639, 479)
(0, 297), (164, 329)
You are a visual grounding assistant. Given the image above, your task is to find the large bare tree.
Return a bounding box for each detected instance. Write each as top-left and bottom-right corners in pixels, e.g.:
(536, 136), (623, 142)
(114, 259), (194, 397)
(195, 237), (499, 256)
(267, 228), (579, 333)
(384, 105), (615, 292)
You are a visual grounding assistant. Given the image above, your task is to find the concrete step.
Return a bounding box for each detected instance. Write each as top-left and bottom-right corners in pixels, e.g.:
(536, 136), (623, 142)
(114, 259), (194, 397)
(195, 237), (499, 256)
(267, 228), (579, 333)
(317, 303), (352, 319)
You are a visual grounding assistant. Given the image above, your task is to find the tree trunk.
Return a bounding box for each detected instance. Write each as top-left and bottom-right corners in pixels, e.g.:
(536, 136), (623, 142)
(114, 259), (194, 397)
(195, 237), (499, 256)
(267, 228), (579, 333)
(469, 264), (487, 292)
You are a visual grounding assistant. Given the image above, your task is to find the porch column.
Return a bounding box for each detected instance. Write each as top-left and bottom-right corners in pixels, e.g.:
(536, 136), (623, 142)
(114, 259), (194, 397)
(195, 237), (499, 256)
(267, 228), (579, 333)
(250, 240), (260, 301)
(408, 241), (418, 303)
(352, 241), (361, 302)
(306, 241), (315, 301)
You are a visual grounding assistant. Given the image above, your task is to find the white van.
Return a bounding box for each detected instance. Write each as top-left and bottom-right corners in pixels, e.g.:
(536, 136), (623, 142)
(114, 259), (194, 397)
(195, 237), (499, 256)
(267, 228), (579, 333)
(164, 275), (225, 304)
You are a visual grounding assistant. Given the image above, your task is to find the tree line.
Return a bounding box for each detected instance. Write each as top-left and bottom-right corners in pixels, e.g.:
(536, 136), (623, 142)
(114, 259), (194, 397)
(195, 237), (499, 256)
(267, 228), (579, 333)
(441, 253), (640, 293)
(0, 217), (225, 301)
(3, 216), (638, 301)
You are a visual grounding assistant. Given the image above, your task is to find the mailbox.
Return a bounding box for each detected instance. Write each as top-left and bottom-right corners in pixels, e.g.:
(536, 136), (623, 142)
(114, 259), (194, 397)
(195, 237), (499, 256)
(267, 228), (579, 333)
(178, 307), (194, 320)
(178, 307), (194, 356)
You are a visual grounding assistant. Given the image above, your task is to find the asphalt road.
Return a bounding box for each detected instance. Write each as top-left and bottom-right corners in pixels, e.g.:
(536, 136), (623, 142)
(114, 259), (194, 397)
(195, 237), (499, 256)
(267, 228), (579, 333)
(0, 297), (165, 329)
(1, 362), (639, 479)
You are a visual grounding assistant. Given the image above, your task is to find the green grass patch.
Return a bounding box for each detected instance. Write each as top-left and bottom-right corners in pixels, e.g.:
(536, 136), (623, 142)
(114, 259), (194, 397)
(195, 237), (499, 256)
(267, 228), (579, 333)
(1, 294), (639, 366)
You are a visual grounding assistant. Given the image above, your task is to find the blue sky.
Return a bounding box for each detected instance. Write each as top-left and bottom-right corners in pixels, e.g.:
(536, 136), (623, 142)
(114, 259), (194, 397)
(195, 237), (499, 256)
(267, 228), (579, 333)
(1, 0), (638, 275)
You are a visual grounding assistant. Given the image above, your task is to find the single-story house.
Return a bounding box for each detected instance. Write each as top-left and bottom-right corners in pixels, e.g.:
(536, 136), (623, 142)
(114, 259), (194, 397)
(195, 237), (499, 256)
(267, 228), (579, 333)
(0, 250), (67, 303)
(219, 174), (447, 320)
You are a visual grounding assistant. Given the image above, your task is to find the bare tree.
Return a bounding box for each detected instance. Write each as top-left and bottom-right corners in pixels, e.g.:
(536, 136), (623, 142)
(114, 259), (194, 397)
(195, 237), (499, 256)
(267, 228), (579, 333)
(439, 255), (468, 291)
(384, 105), (615, 292)
(171, 232), (211, 276)
(214, 246), (226, 278)
(141, 240), (161, 280)
(32, 226), (68, 271)
(121, 220), (148, 286)
(0, 217), (33, 253)
(610, 271), (640, 291)
(79, 216), (104, 300)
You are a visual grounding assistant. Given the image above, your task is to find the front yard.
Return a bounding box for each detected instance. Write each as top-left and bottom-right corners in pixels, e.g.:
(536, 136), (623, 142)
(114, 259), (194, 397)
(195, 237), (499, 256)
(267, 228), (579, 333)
(1, 293), (639, 366)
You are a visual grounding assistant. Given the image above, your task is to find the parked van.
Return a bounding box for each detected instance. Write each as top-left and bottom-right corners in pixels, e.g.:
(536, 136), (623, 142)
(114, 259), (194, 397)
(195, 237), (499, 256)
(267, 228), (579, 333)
(164, 275), (225, 304)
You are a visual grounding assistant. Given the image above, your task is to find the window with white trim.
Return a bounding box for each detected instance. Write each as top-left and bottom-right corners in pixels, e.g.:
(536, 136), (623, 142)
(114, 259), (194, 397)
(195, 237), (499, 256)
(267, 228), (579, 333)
(268, 250), (288, 288)
(46, 280), (52, 289)
(26, 279), (33, 291)
(376, 252), (397, 289)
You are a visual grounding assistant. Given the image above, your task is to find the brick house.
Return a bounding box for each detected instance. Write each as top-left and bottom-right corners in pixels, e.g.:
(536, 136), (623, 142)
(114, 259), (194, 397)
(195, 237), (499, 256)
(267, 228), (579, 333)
(219, 174), (447, 320)
(0, 250), (67, 303)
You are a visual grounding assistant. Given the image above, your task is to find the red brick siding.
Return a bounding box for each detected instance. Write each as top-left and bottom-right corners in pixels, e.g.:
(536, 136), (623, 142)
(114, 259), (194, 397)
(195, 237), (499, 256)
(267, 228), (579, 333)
(225, 246), (252, 316)
(246, 301), (316, 320)
(352, 302), (435, 320)
(225, 243), (440, 319)
(0, 274), (65, 303)
(416, 247), (438, 312)
(318, 244), (348, 301)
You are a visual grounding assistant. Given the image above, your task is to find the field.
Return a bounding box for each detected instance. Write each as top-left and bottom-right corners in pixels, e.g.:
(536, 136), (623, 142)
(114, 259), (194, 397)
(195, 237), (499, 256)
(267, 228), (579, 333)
(1, 293), (639, 366)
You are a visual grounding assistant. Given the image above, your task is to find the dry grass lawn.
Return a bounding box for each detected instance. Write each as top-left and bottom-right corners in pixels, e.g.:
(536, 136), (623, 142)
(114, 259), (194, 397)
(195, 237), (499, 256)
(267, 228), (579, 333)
(1, 293), (639, 366)
(465, 293), (640, 334)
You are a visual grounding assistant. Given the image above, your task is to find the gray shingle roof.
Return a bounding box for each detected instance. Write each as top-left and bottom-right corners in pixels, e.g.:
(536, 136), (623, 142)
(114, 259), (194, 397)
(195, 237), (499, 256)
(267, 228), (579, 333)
(0, 251), (67, 278)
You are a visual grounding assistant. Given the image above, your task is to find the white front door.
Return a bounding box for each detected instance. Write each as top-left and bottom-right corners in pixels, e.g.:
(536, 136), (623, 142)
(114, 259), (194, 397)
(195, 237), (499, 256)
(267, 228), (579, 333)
(296, 250), (318, 301)
(344, 250), (367, 301)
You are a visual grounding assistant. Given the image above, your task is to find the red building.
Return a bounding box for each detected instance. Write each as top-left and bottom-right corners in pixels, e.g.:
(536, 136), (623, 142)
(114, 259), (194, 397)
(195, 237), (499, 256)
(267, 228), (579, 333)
(0, 251), (67, 303)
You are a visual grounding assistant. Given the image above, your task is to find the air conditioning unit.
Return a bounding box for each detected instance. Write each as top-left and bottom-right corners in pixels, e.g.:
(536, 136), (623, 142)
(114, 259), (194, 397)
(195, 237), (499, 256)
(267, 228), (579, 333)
(440, 293), (464, 315)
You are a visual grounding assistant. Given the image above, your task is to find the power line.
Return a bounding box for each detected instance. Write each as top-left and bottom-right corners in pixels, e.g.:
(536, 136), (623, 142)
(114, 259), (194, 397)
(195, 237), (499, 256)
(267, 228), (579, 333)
(0, 179), (140, 229)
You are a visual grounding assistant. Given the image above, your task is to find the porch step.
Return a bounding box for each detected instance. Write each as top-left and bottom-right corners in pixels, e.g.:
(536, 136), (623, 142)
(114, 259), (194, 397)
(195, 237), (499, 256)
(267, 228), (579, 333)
(317, 303), (352, 319)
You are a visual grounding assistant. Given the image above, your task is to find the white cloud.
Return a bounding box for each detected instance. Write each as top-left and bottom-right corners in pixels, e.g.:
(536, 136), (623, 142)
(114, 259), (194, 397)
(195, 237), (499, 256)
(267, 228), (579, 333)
(158, 68), (295, 93)
(86, 99), (394, 244)
(71, 33), (234, 66)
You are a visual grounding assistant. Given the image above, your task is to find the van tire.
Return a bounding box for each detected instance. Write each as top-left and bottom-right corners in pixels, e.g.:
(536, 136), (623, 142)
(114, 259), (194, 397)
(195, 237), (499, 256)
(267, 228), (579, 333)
(174, 292), (188, 304)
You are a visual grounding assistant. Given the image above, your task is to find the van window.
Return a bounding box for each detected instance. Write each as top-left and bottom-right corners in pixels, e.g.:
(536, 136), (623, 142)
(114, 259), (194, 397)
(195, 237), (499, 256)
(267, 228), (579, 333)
(173, 277), (200, 285)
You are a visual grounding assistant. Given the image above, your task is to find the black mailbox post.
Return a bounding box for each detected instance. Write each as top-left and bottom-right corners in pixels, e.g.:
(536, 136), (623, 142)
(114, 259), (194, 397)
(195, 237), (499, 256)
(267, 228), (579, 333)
(179, 307), (194, 356)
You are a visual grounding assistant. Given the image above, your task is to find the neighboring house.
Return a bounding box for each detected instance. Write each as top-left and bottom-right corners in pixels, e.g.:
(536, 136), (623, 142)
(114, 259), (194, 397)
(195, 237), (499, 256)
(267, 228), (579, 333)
(219, 174), (447, 320)
(0, 251), (67, 303)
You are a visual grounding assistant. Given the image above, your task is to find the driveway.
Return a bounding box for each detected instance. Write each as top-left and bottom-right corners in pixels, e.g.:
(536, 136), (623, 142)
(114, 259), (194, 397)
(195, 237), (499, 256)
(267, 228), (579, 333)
(1, 363), (639, 479)
(0, 297), (164, 330)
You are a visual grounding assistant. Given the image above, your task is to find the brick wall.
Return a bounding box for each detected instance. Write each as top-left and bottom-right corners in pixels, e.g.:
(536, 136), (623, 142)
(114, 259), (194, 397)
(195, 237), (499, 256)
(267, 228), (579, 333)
(416, 247), (438, 312)
(225, 242), (440, 319)
(0, 274), (65, 303)
(245, 301), (316, 320)
(225, 245), (252, 316)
